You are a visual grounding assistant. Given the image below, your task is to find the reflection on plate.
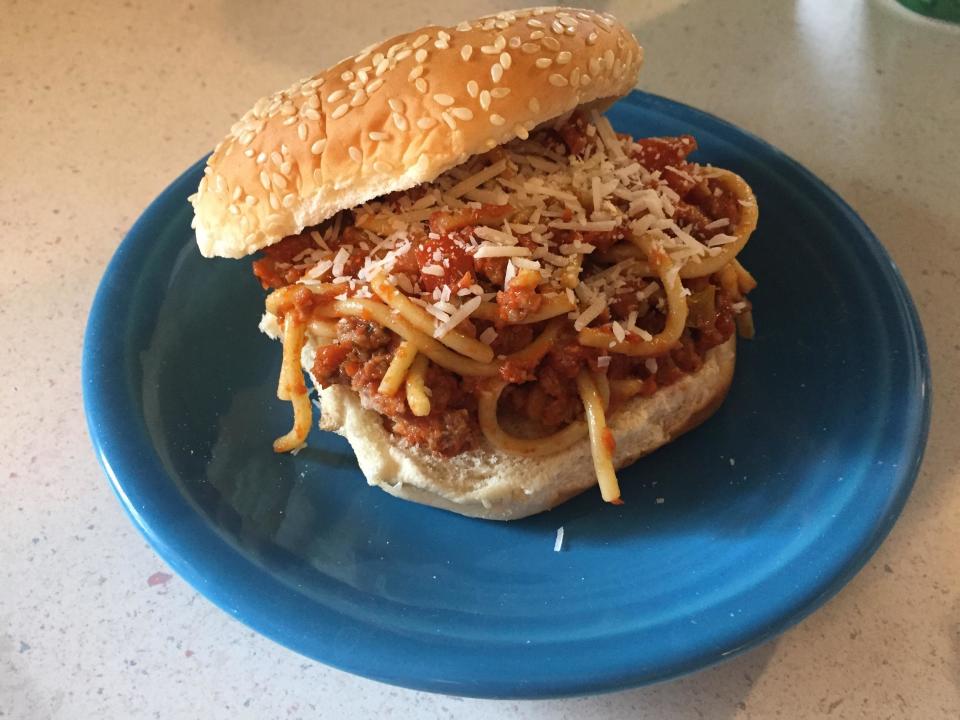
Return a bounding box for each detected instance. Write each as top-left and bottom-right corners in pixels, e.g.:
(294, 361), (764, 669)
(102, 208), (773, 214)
(83, 91), (929, 698)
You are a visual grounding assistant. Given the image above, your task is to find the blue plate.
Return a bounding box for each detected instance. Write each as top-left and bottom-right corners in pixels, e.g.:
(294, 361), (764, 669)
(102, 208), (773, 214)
(83, 91), (930, 698)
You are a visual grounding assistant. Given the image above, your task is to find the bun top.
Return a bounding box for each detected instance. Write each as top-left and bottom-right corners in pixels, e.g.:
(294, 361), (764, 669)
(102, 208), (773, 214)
(191, 7), (643, 259)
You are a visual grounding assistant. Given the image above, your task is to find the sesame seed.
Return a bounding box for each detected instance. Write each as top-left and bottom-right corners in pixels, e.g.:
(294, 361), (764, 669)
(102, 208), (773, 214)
(521, 42), (539, 54)
(228, 204), (239, 215)
(357, 68), (369, 84)
(513, 123), (529, 140)
(244, 148), (255, 157)
(433, 93), (454, 106)
(528, 97), (540, 112)
(558, 15), (577, 28)
(282, 116), (297, 126)
(489, 113), (506, 126)
(440, 111), (456, 129)
(535, 57), (552, 69)
(395, 49), (412, 61)
(530, 30), (545, 40)
(551, 20), (564, 34)
(341, 70), (354, 81)
(510, 36), (521, 48)
(556, 51), (572, 65)
(239, 131), (255, 145)
(542, 36), (560, 51)
(565, 25), (575, 35)
(434, 39), (449, 50)
(570, 67), (581, 86)
(604, 49), (615, 68)
(527, 18), (544, 27)
(415, 48), (428, 63)
(310, 139), (327, 154)
(589, 57), (601, 75)
(451, 106), (474, 121)
(256, 152), (267, 164)
(350, 89), (367, 107)
(348, 146), (362, 163)
(369, 131), (389, 141)
(482, 18), (495, 30)
(485, 138), (497, 149)
(231, 186), (242, 201)
(280, 161), (292, 174)
(271, 172), (287, 189)
(375, 58), (390, 76)
(408, 65), (424, 81)
(327, 88), (346, 102)
(581, 73), (591, 86)
(495, 18), (508, 29)
(491, 87), (510, 98)
(456, 21), (472, 32)
(461, 44), (473, 61)
(466, 80), (479, 98)
(302, 107), (321, 120)
(269, 194), (280, 210)
(412, 33), (429, 48)
(479, 90), (491, 110)
(500, 51), (512, 69)
(414, 77), (428, 93)
(388, 98), (404, 112)
(577, 11), (591, 19)
(372, 52), (385, 65)
(331, 104), (349, 119)
(587, 31), (598, 45)
(282, 193), (296, 208)
(491, 63), (504, 82)
(374, 160), (392, 173)
(245, 195), (257, 205)
(438, 30), (450, 42)
(549, 73), (568, 87)
(392, 112), (409, 131)
(307, 94), (321, 109)
(366, 78), (384, 94)
(271, 151), (283, 165)
(481, 44), (498, 54)
(417, 117), (437, 129)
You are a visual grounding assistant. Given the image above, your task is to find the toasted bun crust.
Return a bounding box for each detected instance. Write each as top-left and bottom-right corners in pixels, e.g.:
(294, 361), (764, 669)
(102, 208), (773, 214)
(191, 7), (643, 259)
(312, 337), (735, 520)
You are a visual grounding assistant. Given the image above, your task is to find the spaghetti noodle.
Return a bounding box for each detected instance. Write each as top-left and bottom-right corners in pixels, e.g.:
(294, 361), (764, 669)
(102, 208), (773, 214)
(256, 112), (759, 504)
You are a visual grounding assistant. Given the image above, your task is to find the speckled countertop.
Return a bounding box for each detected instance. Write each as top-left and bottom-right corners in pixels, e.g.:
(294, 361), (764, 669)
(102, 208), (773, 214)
(2, 1), (958, 718)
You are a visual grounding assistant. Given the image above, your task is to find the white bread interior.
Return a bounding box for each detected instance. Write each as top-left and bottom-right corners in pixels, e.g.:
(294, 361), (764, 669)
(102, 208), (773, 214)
(307, 337), (735, 521)
(191, 7), (643, 259)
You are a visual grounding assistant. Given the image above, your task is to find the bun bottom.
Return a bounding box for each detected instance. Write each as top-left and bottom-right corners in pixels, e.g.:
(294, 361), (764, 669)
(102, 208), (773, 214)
(311, 337), (736, 520)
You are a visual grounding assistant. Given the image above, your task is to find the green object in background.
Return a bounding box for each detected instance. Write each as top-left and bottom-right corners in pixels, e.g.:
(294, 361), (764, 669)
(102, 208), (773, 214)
(896, 0), (960, 21)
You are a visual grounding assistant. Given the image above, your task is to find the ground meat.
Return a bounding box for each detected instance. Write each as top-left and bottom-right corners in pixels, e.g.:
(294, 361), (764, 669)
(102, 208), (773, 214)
(475, 256), (507, 286)
(556, 112), (592, 156)
(413, 229), (476, 292)
(251, 232), (315, 289)
(631, 135), (698, 173)
(489, 323), (534, 355)
(336, 317), (391, 351)
(312, 344), (351, 387)
(390, 410), (476, 457)
(497, 282), (542, 324)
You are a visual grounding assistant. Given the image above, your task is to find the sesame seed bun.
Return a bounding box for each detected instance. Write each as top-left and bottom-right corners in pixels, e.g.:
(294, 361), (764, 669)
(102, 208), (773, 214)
(191, 7), (643, 259)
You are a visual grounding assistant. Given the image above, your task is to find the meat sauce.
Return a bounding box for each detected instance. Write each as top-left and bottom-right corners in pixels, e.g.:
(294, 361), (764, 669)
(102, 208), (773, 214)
(259, 115), (743, 456)
(311, 317), (479, 456)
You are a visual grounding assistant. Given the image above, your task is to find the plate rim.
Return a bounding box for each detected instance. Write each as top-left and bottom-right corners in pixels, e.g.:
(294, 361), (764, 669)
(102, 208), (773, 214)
(82, 89), (931, 698)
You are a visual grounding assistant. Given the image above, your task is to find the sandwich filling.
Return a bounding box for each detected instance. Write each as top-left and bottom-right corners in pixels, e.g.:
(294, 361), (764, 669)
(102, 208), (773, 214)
(257, 111), (757, 503)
